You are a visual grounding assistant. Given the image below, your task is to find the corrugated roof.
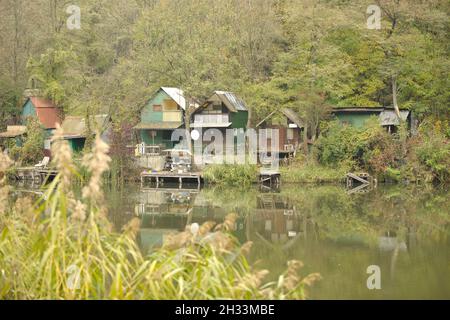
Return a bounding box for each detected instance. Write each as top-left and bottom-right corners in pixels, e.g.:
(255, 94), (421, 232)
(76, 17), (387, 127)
(134, 122), (183, 130)
(214, 91), (248, 112)
(379, 110), (410, 126)
(61, 114), (110, 138)
(29, 97), (62, 129)
(0, 125), (27, 138)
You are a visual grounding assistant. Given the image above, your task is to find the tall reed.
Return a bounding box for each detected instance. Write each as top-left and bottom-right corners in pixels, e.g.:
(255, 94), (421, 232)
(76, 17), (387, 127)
(0, 128), (319, 299)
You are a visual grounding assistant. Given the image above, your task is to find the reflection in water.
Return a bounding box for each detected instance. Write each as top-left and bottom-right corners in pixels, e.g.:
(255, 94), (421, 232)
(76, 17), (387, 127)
(11, 179), (449, 298)
(63, 183), (450, 299)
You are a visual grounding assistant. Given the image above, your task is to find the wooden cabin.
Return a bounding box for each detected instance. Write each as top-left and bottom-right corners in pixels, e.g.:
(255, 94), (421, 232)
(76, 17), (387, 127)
(60, 114), (111, 152)
(255, 108), (305, 156)
(191, 91), (249, 131)
(134, 87), (198, 152)
(190, 91), (249, 159)
(332, 107), (416, 134)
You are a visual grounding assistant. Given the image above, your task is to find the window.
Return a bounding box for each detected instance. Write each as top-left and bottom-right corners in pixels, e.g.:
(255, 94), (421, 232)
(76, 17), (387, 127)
(163, 99), (178, 111)
(153, 105), (162, 112)
(287, 128), (294, 140)
(162, 131), (172, 140)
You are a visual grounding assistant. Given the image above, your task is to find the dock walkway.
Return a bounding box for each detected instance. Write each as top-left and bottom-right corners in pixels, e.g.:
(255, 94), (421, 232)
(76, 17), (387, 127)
(141, 171), (203, 188)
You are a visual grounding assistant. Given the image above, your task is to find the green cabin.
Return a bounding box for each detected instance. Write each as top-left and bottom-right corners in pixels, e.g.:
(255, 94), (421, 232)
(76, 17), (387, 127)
(332, 107), (415, 133)
(191, 91), (249, 131)
(134, 87), (196, 150)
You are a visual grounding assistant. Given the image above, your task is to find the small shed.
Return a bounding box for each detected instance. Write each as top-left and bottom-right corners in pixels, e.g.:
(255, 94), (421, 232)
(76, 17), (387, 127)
(61, 114), (111, 152)
(21, 97), (62, 131)
(332, 107), (415, 133)
(256, 108), (305, 153)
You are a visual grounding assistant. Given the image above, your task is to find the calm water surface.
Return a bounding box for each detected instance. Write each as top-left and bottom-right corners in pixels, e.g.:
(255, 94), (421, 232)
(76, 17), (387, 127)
(13, 181), (450, 299)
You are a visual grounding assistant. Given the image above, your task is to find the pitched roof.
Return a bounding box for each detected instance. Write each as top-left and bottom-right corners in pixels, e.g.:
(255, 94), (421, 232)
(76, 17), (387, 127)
(256, 108), (304, 128)
(160, 87), (187, 110)
(280, 108), (304, 128)
(29, 97), (62, 129)
(379, 110), (410, 126)
(61, 114), (110, 138)
(213, 91), (248, 112)
(0, 125), (27, 138)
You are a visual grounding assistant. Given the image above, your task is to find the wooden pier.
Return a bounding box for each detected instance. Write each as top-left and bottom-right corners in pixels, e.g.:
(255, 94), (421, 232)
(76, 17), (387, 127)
(141, 171), (203, 189)
(346, 172), (376, 194)
(259, 170), (281, 188)
(346, 172), (374, 188)
(14, 167), (58, 184)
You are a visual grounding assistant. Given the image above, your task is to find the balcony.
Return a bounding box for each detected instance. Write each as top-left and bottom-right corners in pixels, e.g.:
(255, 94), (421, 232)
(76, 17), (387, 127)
(191, 114), (231, 128)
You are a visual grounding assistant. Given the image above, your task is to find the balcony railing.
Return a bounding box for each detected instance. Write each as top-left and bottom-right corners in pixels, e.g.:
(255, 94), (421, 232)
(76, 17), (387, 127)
(194, 114), (229, 124)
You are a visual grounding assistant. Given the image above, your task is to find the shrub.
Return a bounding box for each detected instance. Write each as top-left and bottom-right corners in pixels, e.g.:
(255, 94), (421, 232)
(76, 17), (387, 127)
(18, 117), (45, 165)
(413, 130), (450, 184)
(315, 118), (402, 176)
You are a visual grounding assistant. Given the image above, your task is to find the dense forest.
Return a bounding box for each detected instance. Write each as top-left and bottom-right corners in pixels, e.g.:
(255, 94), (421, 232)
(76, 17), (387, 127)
(1, 0), (448, 126)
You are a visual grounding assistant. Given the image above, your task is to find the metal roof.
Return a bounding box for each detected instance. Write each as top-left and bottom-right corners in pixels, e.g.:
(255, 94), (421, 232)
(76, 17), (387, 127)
(214, 91), (248, 112)
(160, 87), (187, 110)
(379, 110), (410, 126)
(158, 87), (199, 110)
(133, 122), (183, 130)
(29, 97), (62, 129)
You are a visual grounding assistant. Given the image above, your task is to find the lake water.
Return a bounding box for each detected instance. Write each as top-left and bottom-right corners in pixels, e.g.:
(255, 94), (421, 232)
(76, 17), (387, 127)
(12, 181), (450, 299)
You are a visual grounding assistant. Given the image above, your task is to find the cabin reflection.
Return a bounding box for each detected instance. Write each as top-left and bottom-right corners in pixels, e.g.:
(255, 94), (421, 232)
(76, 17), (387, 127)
(250, 193), (305, 246)
(137, 188), (197, 252)
(136, 188), (308, 251)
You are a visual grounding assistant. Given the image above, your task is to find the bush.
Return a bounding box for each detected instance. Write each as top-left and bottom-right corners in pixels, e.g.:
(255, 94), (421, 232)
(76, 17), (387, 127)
(315, 118), (402, 176)
(17, 118), (45, 165)
(413, 130), (450, 184)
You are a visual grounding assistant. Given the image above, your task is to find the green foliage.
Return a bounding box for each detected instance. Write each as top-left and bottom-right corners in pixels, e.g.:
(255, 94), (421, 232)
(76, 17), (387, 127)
(27, 47), (79, 106)
(314, 121), (360, 168)
(413, 130), (450, 184)
(16, 118), (45, 165)
(203, 164), (258, 187)
(2, 0), (448, 127)
(314, 118), (402, 175)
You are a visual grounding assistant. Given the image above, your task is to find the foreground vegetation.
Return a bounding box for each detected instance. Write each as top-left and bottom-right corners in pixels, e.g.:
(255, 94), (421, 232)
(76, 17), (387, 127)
(0, 129), (320, 299)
